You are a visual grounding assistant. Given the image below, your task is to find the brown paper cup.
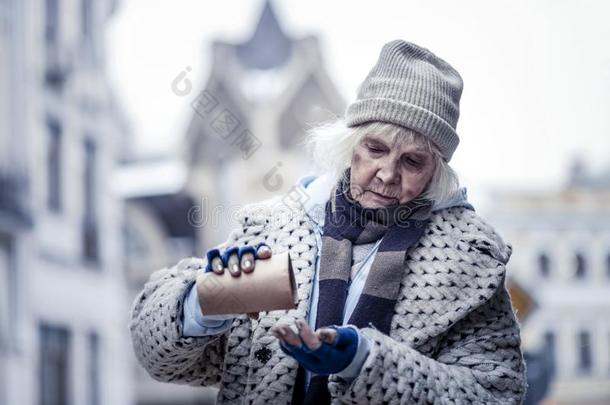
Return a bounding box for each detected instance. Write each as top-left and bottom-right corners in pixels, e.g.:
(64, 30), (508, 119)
(196, 251), (298, 315)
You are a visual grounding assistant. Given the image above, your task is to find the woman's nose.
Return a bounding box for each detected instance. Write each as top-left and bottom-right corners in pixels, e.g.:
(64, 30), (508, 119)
(376, 159), (400, 184)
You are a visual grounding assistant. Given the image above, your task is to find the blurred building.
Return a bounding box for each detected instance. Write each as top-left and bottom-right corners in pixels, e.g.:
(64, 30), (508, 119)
(183, 0), (345, 248)
(120, 1), (345, 404)
(0, 0), (134, 404)
(117, 158), (215, 405)
(489, 162), (610, 405)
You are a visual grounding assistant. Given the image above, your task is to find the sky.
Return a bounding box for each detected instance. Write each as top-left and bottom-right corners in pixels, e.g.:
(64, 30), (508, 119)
(106, 0), (610, 204)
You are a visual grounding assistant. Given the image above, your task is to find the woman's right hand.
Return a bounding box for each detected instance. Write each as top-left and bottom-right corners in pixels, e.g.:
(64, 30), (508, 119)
(204, 242), (272, 320)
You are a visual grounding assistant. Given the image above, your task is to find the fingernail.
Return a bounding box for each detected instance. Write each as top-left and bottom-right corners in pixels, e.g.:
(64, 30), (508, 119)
(215, 262), (223, 271)
(243, 259), (251, 268)
(231, 263), (239, 273)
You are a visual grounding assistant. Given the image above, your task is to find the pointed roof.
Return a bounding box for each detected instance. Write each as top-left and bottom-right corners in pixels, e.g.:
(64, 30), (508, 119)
(236, 0), (293, 70)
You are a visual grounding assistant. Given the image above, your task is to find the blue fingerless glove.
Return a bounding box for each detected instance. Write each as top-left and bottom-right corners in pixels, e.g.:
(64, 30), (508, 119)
(204, 243), (268, 273)
(278, 324), (359, 376)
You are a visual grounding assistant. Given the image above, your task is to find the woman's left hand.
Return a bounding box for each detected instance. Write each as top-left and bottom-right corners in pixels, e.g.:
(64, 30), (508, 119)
(270, 319), (359, 375)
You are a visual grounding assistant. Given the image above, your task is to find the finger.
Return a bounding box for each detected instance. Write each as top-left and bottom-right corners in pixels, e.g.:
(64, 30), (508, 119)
(271, 326), (298, 355)
(315, 328), (338, 345)
(276, 324), (302, 347)
(212, 257), (225, 275)
(270, 325), (290, 345)
(222, 246), (240, 277)
(255, 242), (272, 260)
(241, 252), (255, 273)
(205, 248), (224, 275)
(238, 246), (256, 273)
(228, 253), (240, 277)
(270, 326), (282, 340)
(270, 324), (285, 340)
(296, 319), (321, 350)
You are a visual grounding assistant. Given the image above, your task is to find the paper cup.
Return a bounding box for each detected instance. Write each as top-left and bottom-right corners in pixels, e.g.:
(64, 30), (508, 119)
(196, 251), (298, 315)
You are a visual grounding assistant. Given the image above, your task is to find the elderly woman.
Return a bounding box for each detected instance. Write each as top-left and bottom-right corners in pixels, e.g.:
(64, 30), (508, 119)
(129, 39), (527, 404)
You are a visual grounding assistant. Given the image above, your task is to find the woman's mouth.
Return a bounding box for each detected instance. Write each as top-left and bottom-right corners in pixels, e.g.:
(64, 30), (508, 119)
(368, 190), (398, 203)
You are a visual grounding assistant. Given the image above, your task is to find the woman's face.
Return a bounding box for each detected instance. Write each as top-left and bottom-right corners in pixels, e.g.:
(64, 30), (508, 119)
(349, 132), (436, 208)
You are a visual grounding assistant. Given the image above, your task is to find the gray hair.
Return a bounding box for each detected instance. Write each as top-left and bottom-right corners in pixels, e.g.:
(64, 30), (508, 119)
(300, 117), (460, 206)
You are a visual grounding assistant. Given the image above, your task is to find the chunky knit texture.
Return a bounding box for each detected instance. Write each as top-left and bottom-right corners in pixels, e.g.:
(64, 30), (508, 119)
(129, 194), (527, 404)
(345, 39), (464, 162)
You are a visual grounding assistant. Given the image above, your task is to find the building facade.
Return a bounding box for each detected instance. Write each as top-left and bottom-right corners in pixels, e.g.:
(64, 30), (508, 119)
(0, 0), (134, 404)
(488, 165), (610, 405)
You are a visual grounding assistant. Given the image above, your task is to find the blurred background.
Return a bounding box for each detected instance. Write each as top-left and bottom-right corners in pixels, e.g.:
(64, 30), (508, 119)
(1, 0), (609, 404)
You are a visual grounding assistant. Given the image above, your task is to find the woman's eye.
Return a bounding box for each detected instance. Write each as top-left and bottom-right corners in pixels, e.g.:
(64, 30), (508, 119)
(403, 157), (421, 167)
(367, 145), (383, 153)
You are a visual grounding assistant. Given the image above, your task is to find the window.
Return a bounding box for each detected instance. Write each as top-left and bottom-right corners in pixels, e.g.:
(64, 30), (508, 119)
(0, 233), (12, 405)
(43, 0), (66, 91)
(45, 0), (58, 44)
(123, 222), (149, 258)
(39, 324), (71, 405)
(538, 253), (551, 277)
(83, 139), (95, 218)
(577, 330), (592, 374)
(82, 139), (98, 261)
(47, 117), (62, 212)
(81, 0), (92, 38)
(543, 331), (555, 369)
(0, 234), (16, 346)
(80, 0), (97, 64)
(88, 332), (99, 405)
(0, 235), (10, 340)
(575, 252), (587, 279)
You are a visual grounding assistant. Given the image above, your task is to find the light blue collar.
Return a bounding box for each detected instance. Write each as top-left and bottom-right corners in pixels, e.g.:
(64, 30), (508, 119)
(294, 172), (474, 227)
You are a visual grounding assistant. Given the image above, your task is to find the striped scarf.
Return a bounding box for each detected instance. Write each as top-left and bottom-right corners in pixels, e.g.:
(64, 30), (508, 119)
(293, 167), (433, 404)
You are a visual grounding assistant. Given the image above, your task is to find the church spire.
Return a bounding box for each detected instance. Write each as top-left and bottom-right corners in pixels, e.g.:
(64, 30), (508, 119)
(236, 0), (293, 70)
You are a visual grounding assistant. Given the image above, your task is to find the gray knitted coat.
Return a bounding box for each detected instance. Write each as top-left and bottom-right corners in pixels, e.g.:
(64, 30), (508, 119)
(129, 194), (527, 404)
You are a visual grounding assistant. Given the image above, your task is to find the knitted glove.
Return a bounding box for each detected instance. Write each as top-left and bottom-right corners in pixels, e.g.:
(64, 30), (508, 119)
(204, 242), (268, 273)
(278, 324), (359, 375)
(201, 242), (270, 321)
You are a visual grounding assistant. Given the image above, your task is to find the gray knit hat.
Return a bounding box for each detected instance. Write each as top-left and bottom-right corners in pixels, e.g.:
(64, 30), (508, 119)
(345, 39), (464, 162)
